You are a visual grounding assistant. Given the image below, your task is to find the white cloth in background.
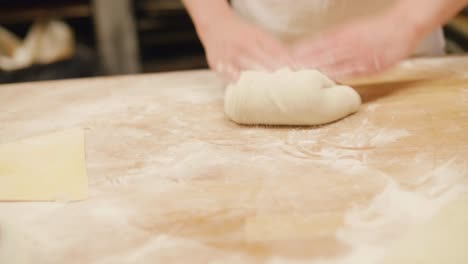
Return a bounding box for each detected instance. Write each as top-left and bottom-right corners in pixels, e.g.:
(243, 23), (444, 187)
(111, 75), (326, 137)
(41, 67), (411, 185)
(232, 0), (445, 56)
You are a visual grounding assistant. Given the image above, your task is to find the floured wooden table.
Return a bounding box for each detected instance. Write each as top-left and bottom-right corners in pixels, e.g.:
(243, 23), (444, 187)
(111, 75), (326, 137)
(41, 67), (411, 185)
(0, 56), (467, 264)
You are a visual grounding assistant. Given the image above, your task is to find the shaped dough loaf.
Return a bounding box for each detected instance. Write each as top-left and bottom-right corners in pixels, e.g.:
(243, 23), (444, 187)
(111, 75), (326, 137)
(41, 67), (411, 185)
(224, 68), (361, 125)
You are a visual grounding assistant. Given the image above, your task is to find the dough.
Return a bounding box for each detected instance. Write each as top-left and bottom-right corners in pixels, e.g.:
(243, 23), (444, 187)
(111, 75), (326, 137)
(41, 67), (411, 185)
(224, 68), (361, 126)
(382, 194), (468, 264)
(0, 128), (88, 201)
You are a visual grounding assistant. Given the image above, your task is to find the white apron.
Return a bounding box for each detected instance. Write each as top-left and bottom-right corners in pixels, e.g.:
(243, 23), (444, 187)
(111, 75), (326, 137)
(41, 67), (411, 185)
(232, 0), (445, 56)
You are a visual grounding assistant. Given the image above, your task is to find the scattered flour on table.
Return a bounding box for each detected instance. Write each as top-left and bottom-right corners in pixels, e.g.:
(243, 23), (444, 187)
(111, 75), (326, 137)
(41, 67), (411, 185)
(96, 235), (248, 264)
(315, 157), (466, 264)
(80, 116), (463, 264)
(276, 118), (411, 172)
(364, 104), (380, 113)
(326, 119), (411, 148)
(265, 159), (467, 264)
(333, 162), (465, 264)
(263, 119), (466, 264)
(1, 105), (466, 264)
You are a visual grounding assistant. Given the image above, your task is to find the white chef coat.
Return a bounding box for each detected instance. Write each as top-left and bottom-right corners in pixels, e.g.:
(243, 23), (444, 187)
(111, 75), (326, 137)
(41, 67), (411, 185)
(232, 0), (445, 56)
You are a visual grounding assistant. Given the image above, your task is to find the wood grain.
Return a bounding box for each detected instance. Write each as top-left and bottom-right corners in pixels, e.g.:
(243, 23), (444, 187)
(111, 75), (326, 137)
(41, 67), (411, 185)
(0, 56), (467, 263)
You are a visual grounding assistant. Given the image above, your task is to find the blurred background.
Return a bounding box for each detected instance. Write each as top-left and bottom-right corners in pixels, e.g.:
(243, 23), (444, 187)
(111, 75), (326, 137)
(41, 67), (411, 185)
(0, 0), (467, 84)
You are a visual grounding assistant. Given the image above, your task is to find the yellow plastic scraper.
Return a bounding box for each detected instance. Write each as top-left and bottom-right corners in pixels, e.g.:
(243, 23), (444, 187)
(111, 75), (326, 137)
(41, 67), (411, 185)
(0, 128), (88, 201)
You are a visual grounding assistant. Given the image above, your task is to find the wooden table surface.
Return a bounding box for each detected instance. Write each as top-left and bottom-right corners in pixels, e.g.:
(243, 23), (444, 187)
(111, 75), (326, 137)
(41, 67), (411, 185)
(0, 56), (467, 264)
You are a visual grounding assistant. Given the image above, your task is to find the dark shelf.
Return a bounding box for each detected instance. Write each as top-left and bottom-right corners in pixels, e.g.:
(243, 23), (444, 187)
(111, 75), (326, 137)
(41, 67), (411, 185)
(0, 1), (92, 24)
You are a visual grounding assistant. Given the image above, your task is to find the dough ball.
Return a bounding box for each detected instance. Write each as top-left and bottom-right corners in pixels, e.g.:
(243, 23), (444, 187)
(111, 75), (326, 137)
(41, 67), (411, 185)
(224, 68), (361, 126)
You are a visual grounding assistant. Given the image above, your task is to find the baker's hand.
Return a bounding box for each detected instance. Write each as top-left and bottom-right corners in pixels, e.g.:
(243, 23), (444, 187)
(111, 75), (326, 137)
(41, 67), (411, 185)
(291, 13), (421, 81)
(198, 15), (292, 81)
